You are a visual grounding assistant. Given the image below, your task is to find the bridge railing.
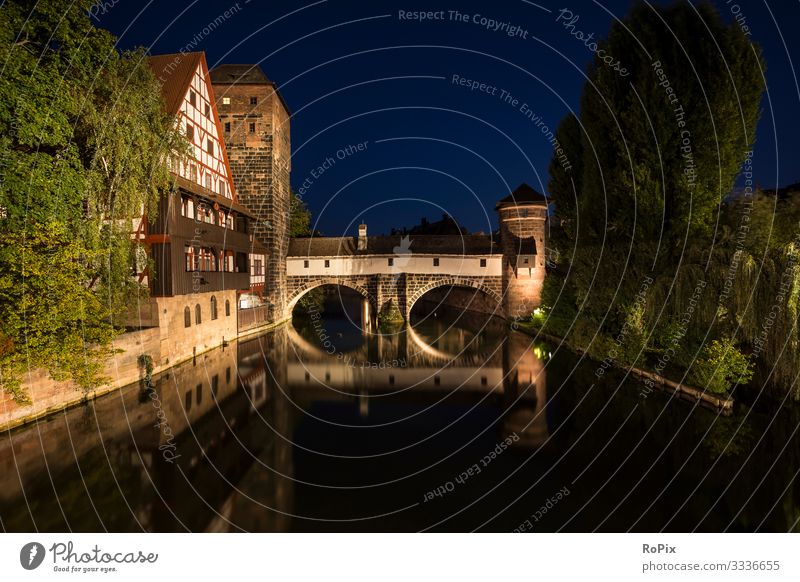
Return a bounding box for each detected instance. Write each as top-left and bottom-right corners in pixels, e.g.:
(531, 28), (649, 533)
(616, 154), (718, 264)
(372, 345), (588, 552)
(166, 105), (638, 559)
(238, 305), (271, 333)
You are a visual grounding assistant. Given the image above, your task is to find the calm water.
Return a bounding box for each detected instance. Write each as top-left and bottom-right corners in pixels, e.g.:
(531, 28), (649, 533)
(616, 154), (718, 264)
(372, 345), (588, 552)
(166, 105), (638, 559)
(1, 293), (799, 532)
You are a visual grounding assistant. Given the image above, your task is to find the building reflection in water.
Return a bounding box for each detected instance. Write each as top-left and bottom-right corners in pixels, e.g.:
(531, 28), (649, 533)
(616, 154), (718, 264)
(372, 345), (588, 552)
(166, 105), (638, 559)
(0, 306), (549, 532)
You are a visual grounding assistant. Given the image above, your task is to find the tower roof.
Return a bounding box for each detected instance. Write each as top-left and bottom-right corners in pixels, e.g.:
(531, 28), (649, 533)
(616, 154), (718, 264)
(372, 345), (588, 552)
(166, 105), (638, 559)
(209, 64), (272, 85)
(495, 183), (549, 209)
(209, 63), (292, 115)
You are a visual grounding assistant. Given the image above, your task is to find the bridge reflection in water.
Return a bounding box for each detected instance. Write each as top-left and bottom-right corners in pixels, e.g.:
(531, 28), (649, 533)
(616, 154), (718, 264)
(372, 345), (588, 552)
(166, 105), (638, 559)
(3, 295), (800, 532)
(0, 299), (549, 533)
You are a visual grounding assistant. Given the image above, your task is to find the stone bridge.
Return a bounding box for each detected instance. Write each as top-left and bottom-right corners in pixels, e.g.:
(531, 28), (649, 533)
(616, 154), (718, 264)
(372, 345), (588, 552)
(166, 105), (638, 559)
(285, 231), (504, 322)
(281, 184), (549, 322)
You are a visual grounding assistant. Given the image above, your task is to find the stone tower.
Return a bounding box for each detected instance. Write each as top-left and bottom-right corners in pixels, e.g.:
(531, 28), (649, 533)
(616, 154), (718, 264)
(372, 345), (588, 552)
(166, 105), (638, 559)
(210, 64), (291, 319)
(496, 183), (548, 319)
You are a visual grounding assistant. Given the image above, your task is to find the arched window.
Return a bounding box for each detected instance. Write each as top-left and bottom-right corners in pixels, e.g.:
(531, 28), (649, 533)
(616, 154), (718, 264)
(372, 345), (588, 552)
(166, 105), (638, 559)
(195, 304), (202, 325)
(210, 296), (218, 320)
(184, 306), (191, 328)
(225, 299), (231, 317)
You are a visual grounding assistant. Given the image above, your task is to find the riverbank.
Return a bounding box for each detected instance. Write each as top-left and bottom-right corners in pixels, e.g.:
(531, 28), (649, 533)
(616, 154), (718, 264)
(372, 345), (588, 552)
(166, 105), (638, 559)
(0, 316), (290, 433)
(514, 321), (734, 414)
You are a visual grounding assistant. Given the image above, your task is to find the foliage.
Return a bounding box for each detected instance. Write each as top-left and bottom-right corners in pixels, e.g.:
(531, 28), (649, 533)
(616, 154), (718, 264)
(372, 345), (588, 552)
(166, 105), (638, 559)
(0, 0), (186, 400)
(378, 299), (404, 324)
(688, 337), (754, 394)
(544, 0), (770, 396)
(290, 190), (312, 237)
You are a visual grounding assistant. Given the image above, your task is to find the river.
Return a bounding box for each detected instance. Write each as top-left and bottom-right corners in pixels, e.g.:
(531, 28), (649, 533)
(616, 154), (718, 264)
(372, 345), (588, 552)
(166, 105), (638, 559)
(1, 291), (798, 532)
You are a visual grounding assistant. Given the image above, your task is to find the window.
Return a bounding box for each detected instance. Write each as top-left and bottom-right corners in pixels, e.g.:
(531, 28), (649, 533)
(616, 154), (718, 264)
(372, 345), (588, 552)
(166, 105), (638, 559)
(225, 299), (231, 317)
(195, 304), (202, 324)
(211, 296), (218, 320)
(253, 258), (263, 276)
(180, 195), (189, 217)
(303, 260), (309, 269)
(250, 96), (258, 105)
(197, 204), (214, 224)
(196, 383), (202, 405)
(212, 375), (219, 396)
(204, 103), (210, 118)
(185, 124), (194, 140)
(219, 181), (226, 198)
(388, 258), (394, 266)
(520, 209), (529, 218)
(184, 306), (191, 327)
(235, 252), (248, 273)
(224, 122), (230, 133)
(433, 258), (440, 267)
(480, 258), (487, 268)
(324, 259), (330, 268)
(226, 366), (231, 383)
(222, 97), (231, 105)
(190, 164), (198, 182)
(184, 245), (197, 271)
(189, 90), (196, 107)
(185, 390), (192, 411)
(249, 122), (256, 133)
(222, 250), (234, 272)
(207, 139), (214, 155)
(200, 247), (217, 271)
(205, 174), (212, 191)
(225, 213), (234, 230)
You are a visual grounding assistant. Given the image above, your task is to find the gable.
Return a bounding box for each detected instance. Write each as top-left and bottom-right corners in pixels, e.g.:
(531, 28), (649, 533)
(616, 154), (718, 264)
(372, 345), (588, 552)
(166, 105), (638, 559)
(150, 53), (236, 201)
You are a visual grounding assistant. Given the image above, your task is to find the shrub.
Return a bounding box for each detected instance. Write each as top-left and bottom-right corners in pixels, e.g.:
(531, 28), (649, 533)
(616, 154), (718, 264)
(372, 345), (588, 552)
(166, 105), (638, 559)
(688, 337), (754, 394)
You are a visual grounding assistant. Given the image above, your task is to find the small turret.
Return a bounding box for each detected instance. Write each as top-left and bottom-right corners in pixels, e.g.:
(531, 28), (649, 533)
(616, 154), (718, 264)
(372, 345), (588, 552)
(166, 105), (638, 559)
(496, 183), (549, 319)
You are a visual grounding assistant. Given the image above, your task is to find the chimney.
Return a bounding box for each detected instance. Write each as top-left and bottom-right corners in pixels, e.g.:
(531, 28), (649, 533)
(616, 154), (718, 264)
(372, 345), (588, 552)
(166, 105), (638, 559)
(358, 223), (367, 251)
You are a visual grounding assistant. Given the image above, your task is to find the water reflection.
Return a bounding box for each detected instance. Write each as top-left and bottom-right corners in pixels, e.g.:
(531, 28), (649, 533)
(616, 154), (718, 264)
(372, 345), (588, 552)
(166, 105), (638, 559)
(1, 294), (799, 532)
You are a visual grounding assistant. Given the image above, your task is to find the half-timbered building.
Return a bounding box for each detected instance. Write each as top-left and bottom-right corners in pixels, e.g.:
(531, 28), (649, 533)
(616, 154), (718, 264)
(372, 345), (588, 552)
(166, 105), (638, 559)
(129, 52), (268, 360)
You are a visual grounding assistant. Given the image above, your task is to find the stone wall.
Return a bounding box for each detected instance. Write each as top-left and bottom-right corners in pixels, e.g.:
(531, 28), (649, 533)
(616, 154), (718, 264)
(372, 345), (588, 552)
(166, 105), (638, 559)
(212, 81), (291, 318)
(0, 289), (239, 431)
(285, 273), (503, 320)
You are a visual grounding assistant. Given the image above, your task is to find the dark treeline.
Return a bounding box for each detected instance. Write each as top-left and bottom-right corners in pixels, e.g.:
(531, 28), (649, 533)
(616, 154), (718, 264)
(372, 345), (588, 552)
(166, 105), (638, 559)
(541, 1), (800, 399)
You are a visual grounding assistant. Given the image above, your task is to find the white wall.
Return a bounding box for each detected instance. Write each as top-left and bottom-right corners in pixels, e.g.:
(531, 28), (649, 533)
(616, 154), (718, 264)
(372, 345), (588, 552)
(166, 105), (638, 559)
(286, 254), (501, 277)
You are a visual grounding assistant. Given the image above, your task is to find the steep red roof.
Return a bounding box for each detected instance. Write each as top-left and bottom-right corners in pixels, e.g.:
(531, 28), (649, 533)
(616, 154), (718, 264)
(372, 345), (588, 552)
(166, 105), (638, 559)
(148, 52), (204, 116)
(147, 51), (239, 203)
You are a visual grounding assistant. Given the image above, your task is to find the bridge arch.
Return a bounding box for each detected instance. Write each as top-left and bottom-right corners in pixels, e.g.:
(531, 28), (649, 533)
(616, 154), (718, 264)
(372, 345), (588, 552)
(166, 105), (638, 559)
(286, 277), (378, 317)
(406, 277), (503, 318)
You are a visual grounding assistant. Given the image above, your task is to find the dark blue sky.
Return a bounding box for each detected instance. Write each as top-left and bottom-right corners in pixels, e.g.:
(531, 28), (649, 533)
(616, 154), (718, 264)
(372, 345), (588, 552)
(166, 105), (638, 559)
(98, 0), (800, 236)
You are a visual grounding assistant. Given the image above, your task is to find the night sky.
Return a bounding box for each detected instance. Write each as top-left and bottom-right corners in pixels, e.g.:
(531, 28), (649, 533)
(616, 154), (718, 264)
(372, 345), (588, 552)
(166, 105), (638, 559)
(97, 0), (800, 236)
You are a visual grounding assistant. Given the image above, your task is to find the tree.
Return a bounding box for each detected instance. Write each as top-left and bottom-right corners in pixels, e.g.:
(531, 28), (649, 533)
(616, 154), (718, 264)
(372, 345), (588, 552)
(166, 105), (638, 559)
(544, 0), (767, 394)
(0, 0), (186, 400)
(578, 1), (763, 246)
(289, 190), (312, 237)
